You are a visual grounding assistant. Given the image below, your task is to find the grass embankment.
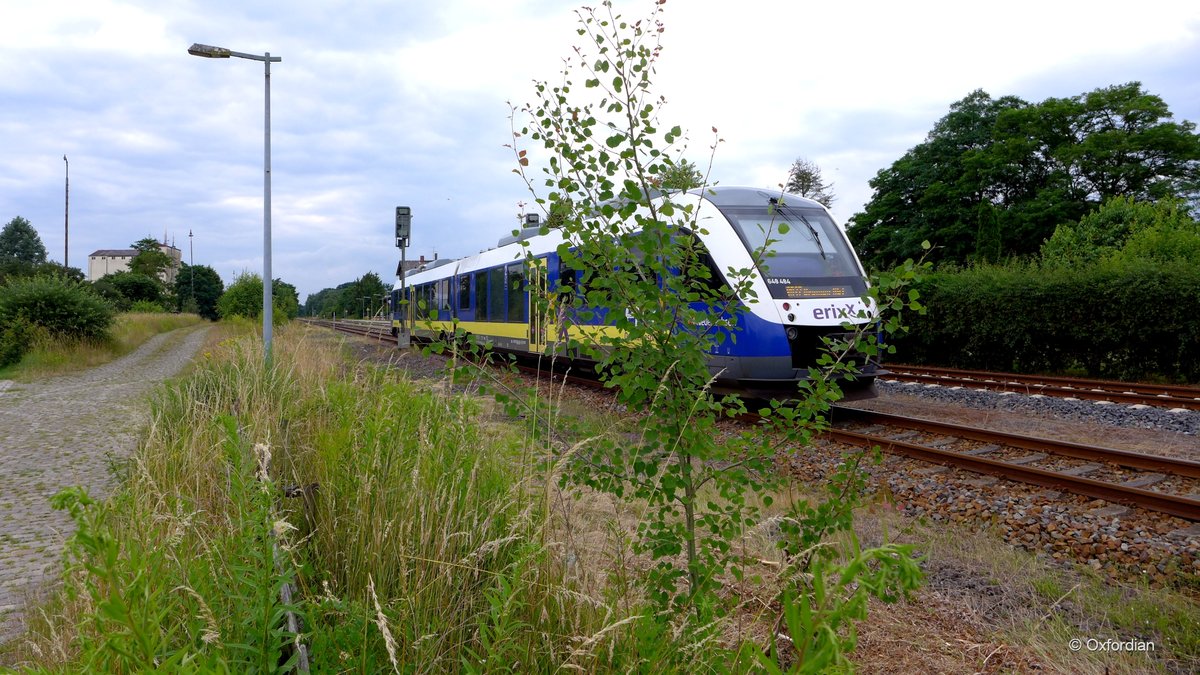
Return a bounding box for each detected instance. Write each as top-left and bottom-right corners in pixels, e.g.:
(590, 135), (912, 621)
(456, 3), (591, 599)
(3, 325), (697, 672)
(0, 312), (207, 381)
(2, 323), (1196, 673)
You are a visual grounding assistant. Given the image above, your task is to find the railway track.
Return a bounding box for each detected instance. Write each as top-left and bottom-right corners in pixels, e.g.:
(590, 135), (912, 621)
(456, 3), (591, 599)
(882, 364), (1200, 410)
(304, 318), (395, 342)
(828, 406), (1200, 521)
(307, 319), (1200, 521)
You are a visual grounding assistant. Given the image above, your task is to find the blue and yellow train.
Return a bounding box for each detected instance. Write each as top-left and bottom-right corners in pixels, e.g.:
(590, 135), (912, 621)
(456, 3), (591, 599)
(391, 186), (880, 397)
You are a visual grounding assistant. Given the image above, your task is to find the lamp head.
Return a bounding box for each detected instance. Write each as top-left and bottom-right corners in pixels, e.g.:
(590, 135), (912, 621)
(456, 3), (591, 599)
(188, 43), (231, 58)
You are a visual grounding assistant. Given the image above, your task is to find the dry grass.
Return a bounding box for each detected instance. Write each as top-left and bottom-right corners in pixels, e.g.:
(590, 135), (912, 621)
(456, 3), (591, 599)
(847, 499), (1198, 673)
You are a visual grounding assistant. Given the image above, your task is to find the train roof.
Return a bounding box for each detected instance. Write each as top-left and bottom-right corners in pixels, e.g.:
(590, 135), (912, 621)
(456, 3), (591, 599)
(694, 186), (825, 210)
(396, 186), (829, 286)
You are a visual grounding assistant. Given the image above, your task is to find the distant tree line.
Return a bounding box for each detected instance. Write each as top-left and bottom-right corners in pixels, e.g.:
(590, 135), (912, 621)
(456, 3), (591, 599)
(303, 272), (389, 319)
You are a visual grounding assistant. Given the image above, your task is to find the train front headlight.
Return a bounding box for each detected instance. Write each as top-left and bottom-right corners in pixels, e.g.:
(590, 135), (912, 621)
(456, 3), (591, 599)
(786, 326), (799, 341)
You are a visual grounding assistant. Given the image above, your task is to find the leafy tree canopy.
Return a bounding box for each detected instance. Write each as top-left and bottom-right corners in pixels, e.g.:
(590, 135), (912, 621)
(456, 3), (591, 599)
(173, 263), (225, 320)
(129, 237), (173, 280)
(302, 273), (388, 319)
(0, 260), (82, 286)
(784, 157), (835, 207)
(98, 271), (164, 307)
(0, 216), (48, 265)
(216, 272), (299, 323)
(849, 83), (1200, 269)
(273, 278), (300, 320)
(1041, 196), (1200, 268)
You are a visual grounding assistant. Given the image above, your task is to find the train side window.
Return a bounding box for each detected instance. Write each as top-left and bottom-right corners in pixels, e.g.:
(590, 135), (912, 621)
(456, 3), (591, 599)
(475, 271), (489, 320)
(458, 275), (471, 311)
(557, 260), (575, 303)
(438, 279), (451, 311)
(487, 267), (505, 320)
(414, 284), (429, 319)
(558, 258), (592, 303)
(680, 235), (728, 294)
(506, 263), (526, 322)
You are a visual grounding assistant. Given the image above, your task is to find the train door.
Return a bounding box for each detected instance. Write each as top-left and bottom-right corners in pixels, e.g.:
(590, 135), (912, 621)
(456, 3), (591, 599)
(528, 258), (549, 353)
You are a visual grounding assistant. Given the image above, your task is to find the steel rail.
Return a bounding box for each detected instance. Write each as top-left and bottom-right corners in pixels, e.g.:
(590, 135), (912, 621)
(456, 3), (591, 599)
(886, 364), (1200, 398)
(821, 427), (1200, 521)
(831, 406), (1200, 479)
(305, 318), (395, 342)
(883, 364), (1200, 410)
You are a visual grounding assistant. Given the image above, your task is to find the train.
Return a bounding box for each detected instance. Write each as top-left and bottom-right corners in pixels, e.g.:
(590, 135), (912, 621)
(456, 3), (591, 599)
(391, 186), (881, 399)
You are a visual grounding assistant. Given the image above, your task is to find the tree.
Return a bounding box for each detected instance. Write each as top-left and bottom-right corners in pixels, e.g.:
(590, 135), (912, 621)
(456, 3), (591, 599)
(849, 83), (1200, 269)
(784, 157), (835, 207)
(303, 284), (353, 318)
(129, 238), (173, 280)
(0, 216), (48, 265)
(216, 272), (297, 323)
(507, 1), (924, 648)
(0, 260), (82, 286)
(325, 272), (386, 318)
(1041, 196), (1200, 267)
(99, 271), (164, 307)
(173, 264), (225, 320)
(272, 278), (301, 320)
(848, 90), (1028, 268)
(216, 272), (263, 319)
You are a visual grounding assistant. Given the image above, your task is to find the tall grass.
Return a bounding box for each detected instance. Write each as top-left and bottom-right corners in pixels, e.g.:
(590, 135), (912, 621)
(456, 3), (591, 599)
(8, 323), (1193, 672)
(0, 312), (206, 380)
(7, 324), (731, 672)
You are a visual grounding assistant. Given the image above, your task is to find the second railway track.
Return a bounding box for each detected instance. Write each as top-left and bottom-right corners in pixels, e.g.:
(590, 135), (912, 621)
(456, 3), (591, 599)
(883, 364), (1200, 410)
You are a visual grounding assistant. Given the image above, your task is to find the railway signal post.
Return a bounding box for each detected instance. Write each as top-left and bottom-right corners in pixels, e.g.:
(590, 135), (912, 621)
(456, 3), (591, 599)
(395, 206), (412, 348)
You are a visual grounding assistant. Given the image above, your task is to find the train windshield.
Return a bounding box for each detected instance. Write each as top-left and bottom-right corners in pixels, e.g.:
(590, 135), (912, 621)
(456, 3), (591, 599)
(722, 205), (866, 299)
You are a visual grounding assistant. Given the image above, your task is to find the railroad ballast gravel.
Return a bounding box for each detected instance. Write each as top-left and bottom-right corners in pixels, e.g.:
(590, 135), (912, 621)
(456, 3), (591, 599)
(877, 379), (1199, 436)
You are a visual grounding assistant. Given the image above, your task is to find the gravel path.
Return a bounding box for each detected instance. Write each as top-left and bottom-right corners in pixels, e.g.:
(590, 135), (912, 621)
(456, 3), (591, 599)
(0, 325), (211, 644)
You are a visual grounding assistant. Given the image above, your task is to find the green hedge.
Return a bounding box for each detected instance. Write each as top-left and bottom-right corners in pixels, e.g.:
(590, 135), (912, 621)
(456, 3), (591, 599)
(891, 260), (1200, 382)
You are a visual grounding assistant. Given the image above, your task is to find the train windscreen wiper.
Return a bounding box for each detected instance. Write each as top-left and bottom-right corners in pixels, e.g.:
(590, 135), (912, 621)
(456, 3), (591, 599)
(772, 200), (827, 260)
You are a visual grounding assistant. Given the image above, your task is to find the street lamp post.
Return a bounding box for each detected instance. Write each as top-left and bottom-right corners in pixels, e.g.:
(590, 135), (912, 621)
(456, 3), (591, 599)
(189, 229), (195, 309)
(188, 42), (281, 365)
(63, 155), (68, 270)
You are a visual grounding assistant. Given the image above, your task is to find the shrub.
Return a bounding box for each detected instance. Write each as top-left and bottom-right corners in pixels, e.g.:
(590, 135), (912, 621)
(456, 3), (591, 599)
(0, 316), (36, 367)
(90, 277), (131, 311)
(129, 300), (166, 313)
(0, 275), (115, 341)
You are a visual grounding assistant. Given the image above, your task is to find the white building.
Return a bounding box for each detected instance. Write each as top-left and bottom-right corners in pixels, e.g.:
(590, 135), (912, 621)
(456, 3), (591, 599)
(88, 242), (182, 284)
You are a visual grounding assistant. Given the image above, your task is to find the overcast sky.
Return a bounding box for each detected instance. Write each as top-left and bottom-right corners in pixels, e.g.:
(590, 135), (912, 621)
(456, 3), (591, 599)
(3, 0), (1198, 302)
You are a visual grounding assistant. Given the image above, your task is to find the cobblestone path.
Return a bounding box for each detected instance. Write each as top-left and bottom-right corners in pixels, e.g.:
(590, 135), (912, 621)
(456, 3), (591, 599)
(0, 325), (210, 645)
